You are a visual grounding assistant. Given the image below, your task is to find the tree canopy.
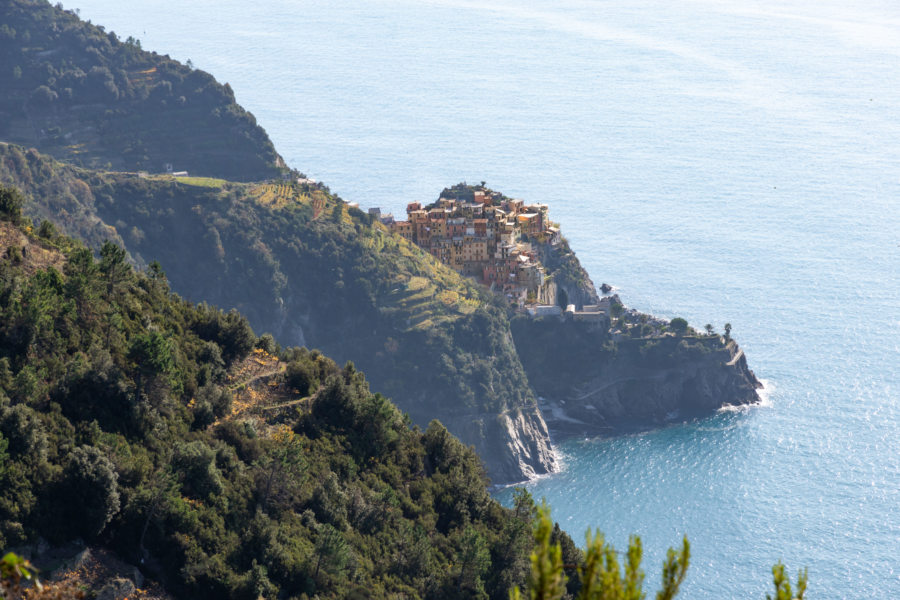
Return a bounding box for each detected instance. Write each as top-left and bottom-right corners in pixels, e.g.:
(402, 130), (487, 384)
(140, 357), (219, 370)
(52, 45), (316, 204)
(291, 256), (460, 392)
(0, 0), (283, 180)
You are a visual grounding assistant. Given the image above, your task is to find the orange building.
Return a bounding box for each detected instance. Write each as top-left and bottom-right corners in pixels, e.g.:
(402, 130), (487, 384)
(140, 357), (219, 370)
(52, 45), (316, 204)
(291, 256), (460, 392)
(390, 220), (413, 242)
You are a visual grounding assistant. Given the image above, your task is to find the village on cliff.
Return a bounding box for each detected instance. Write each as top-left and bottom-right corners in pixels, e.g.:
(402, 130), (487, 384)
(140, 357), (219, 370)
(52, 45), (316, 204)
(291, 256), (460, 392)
(361, 184), (613, 322)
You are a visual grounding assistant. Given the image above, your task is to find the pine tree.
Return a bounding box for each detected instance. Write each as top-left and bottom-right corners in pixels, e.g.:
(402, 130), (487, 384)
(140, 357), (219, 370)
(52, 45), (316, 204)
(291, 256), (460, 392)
(511, 504), (689, 600)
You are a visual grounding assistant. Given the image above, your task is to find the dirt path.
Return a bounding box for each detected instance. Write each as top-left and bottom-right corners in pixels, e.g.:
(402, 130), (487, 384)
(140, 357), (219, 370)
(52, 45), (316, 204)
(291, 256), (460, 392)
(228, 363), (285, 391)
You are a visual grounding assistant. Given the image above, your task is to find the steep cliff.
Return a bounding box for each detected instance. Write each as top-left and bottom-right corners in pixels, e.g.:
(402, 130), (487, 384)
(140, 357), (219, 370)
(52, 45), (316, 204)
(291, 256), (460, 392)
(511, 316), (762, 437)
(535, 238), (600, 310)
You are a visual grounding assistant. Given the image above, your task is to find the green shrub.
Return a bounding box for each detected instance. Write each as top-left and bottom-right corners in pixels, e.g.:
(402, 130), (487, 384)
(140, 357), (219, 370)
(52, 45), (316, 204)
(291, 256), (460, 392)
(0, 186), (24, 224)
(49, 445), (121, 542)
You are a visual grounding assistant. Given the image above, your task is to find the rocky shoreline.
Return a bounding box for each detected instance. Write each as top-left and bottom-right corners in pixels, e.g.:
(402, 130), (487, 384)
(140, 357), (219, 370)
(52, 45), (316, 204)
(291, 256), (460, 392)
(536, 339), (763, 440)
(508, 256), (763, 478)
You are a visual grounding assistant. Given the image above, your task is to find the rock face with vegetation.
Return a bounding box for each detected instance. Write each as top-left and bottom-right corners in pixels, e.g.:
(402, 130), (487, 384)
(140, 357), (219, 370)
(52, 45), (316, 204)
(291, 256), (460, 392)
(511, 317), (762, 436)
(0, 0), (283, 181)
(534, 238), (600, 310)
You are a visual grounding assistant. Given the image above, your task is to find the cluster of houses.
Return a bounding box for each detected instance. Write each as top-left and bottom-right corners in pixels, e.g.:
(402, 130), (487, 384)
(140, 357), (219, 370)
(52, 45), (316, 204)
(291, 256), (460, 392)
(374, 189), (564, 306)
(350, 186), (687, 334)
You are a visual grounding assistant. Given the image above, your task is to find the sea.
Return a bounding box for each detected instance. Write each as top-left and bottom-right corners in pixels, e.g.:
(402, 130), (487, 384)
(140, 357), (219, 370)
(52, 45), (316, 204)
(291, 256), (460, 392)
(71, 1), (900, 596)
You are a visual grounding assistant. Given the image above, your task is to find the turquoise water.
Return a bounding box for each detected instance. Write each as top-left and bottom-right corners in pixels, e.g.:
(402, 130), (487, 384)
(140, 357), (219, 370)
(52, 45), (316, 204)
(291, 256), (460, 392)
(72, 1), (900, 596)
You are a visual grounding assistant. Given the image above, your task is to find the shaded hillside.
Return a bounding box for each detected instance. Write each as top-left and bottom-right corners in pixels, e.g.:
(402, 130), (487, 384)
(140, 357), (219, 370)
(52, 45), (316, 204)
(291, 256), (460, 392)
(0, 205), (549, 599)
(0, 0), (283, 181)
(0, 145), (556, 484)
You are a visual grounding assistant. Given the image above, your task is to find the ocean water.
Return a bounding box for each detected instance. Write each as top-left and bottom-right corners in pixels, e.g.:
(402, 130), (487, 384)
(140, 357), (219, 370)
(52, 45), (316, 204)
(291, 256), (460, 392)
(71, 0), (900, 596)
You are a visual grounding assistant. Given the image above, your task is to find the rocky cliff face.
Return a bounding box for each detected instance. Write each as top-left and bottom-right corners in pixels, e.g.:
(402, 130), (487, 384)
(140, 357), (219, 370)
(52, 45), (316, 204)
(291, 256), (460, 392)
(546, 342), (760, 436)
(535, 239), (601, 309)
(511, 318), (762, 438)
(435, 407), (557, 484)
(269, 295), (560, 485)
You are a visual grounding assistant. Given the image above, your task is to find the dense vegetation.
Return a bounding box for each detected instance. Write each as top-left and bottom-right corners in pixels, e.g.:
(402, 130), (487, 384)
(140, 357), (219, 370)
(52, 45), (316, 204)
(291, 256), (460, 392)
(0, 144), (550, 483)
(0, 0), (283, 181)
(0, 194), (552, 598)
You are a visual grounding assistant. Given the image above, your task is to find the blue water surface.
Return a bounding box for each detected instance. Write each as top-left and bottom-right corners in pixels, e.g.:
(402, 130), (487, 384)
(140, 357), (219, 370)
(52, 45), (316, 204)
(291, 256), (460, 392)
(71, 0), (900, 596)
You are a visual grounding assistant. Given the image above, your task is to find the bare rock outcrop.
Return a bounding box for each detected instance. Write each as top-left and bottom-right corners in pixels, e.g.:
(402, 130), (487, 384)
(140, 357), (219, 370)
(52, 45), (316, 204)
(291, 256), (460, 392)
(439, 405), (557, 484)
(512, 316), (762, 439)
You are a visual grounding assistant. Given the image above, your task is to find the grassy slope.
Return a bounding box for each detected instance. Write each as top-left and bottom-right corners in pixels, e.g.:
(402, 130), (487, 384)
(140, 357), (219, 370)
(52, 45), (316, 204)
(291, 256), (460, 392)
(0, 0), (283, 181)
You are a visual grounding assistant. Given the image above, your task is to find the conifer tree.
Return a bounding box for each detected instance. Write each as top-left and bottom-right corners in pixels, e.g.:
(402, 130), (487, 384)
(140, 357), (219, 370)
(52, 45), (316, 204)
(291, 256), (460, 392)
(511, 504), (689, 600)
(767, 562), (807, 600)
(510, 501), (567, 600)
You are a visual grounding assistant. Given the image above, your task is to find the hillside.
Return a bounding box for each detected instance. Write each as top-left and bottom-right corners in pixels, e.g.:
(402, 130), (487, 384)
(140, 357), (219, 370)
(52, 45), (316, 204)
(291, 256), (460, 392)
(0, 0), (283, 181)
(0, 1), (762, 487)
(0, 204), (551, 599)
(0, 144), (556, 484)
(0, 142), (764, 483)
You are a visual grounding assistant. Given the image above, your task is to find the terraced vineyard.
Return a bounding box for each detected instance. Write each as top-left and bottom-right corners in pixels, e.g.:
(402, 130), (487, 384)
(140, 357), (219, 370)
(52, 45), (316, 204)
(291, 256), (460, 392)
(251, 182), (302, 208)
(381, 275), (479, 331)
(221, 347), (321, 425)
(247, 182), (345, 221)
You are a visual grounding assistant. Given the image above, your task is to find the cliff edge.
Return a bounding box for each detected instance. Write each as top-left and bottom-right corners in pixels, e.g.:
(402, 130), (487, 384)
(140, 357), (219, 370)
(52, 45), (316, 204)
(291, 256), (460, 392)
(511, 314), (762, 438)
